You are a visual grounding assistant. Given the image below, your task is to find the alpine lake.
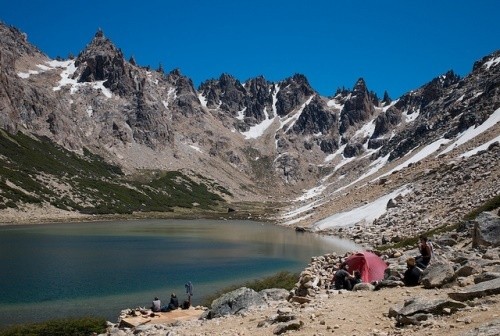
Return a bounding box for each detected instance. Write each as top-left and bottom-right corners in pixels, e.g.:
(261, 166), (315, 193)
(0, 219), (358, 326)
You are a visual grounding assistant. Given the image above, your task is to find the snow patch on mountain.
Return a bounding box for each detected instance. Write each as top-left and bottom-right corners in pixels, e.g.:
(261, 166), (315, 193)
(236, 107), (247, 121)
(198, 93), (208, 108)
(326, 98), (343, 110)
(484, 56), (500, 70)
(403, 108), (420, 123)
(312, 185), (412, 230)
(51, 60), (112, 98)
(460, 134), (500, 158)
(440, 107), (500, 155)
(241, 107), (275, 139)
(17, 59), (69, 79)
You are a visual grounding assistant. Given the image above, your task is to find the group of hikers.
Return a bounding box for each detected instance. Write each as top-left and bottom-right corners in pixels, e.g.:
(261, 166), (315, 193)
(403, 235), (433, 286)
(151, 293), (179, 312)
(331, 235), (433, 290)
(151, 281), (194, 313)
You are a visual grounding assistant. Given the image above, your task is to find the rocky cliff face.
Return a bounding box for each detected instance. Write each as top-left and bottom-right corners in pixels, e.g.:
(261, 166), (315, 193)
(0, 22), (498, 230)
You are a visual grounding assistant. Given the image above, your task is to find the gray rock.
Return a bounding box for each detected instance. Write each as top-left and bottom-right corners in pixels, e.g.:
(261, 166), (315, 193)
(260, 288), (290, 302)
(104, 328), (128, 336)
(482, 249), (500, 260)
(435, 237), (457, 247)
(289, 295), (311, 304)
(474, 272), (500, 284)
(454, 261), (482, 278)
(390, 297), (466, 326)
(273, 320), (304, 335)
(460, 319), (500, 336)
(472, 212), (500, 248)
(375, 279), (405, 289)
(421, 261), (455, 288)
(207, 287), (267, 319)
(353, 283), (375, 291)
(448, 277), (500, 301)
(397, 313), (432, 326)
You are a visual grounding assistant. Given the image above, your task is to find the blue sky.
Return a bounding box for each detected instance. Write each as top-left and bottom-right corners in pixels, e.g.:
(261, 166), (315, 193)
(1, 0), (499, 99)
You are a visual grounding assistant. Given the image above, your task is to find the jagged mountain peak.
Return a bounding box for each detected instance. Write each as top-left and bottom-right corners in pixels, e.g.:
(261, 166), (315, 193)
(352, 77), (368, 93)
(76, 28), (123, 61)
(0, 22), (42, 56)
(0, 21), (45, 71)
(280, 73), (313, 91)
(71, 29), (135, 96)
(472, 50), (500, 72)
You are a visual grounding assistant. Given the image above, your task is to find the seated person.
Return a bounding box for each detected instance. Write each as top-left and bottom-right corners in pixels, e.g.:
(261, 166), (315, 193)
(403, 257), (422, 286)
(331, 263), (355, 290)
(151, 297), (161, 312)
(349, 270), (362, 288)
(415, 235), (433, 269)
(161, 293), (179, 312)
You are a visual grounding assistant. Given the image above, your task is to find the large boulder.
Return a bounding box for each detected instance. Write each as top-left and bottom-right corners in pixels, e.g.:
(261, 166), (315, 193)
(421, 260), (455, 288)
(472, 212), (500, 248)
(259, 288), (290, 302)
(389, 297), (466, 326)
(206, 287), (267, 319)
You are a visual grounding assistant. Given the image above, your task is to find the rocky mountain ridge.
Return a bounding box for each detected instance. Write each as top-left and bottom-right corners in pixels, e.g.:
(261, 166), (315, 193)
(0, 22), (499, 231)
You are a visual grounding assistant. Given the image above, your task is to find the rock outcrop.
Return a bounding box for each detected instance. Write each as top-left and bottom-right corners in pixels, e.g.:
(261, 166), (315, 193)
(472, 211), (500, 248)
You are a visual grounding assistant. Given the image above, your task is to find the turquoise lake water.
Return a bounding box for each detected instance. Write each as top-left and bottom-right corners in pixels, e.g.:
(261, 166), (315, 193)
(0, 219), (358, 326)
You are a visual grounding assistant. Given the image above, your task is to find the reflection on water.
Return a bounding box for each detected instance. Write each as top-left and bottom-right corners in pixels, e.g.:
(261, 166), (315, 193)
(0, 219), (358, 326)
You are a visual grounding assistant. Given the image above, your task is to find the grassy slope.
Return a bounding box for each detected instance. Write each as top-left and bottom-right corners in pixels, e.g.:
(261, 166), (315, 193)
(0, 130), (229, 215)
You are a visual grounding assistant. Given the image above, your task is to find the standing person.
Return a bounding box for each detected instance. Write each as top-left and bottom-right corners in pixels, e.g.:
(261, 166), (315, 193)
(331, 263), (355, 290)
(403, 257), (422, 286)
(416, 235), (432, 269)
(151, 297), (161, 312)
(183, 281), (193, 309)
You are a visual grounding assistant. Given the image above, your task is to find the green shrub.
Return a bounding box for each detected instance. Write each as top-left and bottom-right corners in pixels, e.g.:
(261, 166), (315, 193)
(0, 316), (107, 336)
(463, 194), (500, 221)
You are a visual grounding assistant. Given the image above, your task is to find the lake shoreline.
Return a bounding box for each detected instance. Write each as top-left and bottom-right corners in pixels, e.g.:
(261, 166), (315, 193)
(0, 202), (277, 227)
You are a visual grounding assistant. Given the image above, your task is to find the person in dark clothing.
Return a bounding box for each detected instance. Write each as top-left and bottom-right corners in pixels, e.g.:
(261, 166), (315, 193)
(161, 293), (179, 312)
(331, 263), (355, 290)
(151, 297), (161, 312)
(349, 270), (362, 289)
(403, 257), (422, 286)
(415, 235), (432, 269)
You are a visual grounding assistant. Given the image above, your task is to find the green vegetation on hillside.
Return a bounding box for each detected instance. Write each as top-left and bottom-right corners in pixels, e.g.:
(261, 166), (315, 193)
(0, 316), (106, 336)
(0, 130), (228, 215)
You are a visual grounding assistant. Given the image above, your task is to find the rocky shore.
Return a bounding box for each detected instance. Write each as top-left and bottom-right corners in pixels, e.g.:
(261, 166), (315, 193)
(97, 208), (499, 336)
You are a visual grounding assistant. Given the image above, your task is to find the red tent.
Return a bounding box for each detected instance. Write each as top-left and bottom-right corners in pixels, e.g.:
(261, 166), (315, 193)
(345, 251), (388, 283)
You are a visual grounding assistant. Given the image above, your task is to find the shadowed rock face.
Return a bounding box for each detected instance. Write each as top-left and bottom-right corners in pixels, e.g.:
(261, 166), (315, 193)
(472, 212), (500, 248)
(290, 96), (337, 136)
(339, 78), (375, 134)
(275, 74), (315, 117)
(73, 30), (136, 96)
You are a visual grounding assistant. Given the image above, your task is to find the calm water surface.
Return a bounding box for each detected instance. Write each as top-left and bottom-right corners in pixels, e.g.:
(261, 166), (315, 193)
(0, 219), (358, 326)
